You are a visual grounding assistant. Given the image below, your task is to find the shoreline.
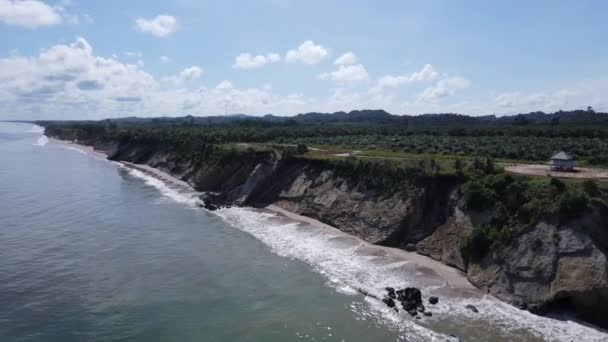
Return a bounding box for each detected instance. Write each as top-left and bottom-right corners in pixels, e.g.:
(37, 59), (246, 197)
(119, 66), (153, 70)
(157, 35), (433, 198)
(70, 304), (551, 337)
(46, 134), (608, 340)
(264, 204), (478, 292)
(48, 135), (479, 294)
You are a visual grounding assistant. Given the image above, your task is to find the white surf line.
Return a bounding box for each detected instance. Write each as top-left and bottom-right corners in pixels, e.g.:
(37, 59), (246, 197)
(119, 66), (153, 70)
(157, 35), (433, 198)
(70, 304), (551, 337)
(27, 124), (45, 133)
(215, 206), (608, 342)
(51, 137), (608, 341)
(47, 138), (110, 160)
(120, 162), (195, 191)
(265, 204), (476, 292)
(33, 136), (48, 146)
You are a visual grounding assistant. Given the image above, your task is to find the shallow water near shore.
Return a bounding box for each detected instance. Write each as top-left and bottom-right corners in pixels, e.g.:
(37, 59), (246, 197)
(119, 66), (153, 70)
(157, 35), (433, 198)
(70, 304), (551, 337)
(1, 122), (607, 341)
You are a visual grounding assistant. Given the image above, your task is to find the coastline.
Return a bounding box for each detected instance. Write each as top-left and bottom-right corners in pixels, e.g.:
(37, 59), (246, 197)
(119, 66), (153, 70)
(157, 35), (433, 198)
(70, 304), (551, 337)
(44, 134), (608, 340)
(48, 136), (479, 294)
(265, 204), (477, 292)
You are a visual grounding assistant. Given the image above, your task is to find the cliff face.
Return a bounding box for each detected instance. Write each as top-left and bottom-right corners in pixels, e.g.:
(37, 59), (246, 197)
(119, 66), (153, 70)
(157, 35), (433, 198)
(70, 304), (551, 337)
(246, 158), (461, 246)
(49, 132), (608, 328)
(418, 202), (608, 327)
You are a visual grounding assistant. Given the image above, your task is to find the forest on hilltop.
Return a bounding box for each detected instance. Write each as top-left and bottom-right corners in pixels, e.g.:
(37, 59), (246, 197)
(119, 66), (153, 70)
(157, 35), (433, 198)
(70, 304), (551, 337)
(40, 108), (608, 165)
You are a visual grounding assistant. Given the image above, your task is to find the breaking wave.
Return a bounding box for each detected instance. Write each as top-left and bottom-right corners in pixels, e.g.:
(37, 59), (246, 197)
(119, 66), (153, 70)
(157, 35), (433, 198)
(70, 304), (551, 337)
(34, 136), (48, 146)
(58, 143), (608, 341)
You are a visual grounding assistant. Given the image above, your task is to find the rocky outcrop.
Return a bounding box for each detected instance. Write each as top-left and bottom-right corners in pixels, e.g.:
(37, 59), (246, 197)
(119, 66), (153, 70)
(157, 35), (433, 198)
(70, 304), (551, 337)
(467, 214), (608, 328)
(246, 159), (461, 246)
(418, 199), (608, 328)
(45, 130), (608, 329)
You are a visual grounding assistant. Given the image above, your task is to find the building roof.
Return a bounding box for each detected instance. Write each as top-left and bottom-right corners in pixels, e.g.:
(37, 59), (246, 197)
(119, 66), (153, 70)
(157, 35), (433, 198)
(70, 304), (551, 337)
(551, 151), (574, 161)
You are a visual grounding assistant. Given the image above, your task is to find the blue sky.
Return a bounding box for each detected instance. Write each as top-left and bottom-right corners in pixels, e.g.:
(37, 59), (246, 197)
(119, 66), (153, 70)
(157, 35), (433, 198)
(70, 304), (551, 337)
(0, 0), (607, 119)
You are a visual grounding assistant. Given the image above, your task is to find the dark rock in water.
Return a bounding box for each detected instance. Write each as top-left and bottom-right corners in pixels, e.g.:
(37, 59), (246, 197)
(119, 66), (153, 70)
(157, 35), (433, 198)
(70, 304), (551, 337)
(465, 304), (479, 313)
(382, 296), (396, 308)
(449, 334), (462, 342)
(423, 311), (433, 317)
(429, 296), (439, 305)
(527, 303), (547, 315)
(199, 192), (225, 211)
(404, 287), (422, 303)
(385, 286), (433, 318)
(397, 287), (423, 312)
(405, 243), (417, 252)
(385, 287), (396, 299)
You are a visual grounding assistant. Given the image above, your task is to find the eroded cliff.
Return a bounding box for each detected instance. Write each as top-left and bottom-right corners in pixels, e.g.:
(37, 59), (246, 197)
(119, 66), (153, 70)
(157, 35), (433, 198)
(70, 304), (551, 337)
(46, 130), (608, 328)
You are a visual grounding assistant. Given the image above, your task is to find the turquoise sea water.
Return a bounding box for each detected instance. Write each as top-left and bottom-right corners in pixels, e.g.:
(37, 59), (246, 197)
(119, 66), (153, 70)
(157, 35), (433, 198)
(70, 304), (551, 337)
(1, 122), (606, 342)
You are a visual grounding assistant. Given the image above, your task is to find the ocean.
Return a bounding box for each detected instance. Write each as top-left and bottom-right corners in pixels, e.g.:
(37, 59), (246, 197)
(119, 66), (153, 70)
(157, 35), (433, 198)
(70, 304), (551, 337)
(0, 122), (606, 342)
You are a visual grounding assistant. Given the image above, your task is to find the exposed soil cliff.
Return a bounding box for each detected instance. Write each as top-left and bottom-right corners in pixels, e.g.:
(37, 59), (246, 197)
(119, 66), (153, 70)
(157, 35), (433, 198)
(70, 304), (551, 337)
(47, 131), (608, 329)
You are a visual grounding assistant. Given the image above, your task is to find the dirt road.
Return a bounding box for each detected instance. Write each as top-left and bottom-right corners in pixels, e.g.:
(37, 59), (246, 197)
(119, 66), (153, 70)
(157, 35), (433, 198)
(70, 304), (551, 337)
(505, 164), (608, 179)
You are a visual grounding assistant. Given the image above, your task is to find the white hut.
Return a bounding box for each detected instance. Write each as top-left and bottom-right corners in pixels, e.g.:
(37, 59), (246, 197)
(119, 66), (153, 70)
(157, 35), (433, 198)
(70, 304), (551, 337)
(548, 151), (575, 171)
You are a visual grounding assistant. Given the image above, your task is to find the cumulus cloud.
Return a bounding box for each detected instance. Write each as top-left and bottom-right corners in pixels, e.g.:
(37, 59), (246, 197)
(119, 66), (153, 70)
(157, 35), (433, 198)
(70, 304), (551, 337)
(232, 52), (281, 70)
(163, 66), (204, 85)
(319, 64), (369, 86)
(3, 37), (606, 119)
(0, 0), (62, 28)
(0, 37), (158, 119)
(0, 38), (322, 119)
(285, 40), (328, 64)
(417, 76), (471, 102)
(375, 64), (438, 91)
(334, 52), (357, 65)
(135, 14), (177, 37)
(160, 56), (172, 63)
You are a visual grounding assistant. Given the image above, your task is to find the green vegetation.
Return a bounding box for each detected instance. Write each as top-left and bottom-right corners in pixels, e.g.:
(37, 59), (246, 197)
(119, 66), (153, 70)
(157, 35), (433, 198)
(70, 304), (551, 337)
(42, 111), (608, 263)
(460, 173), (606, 262)
(41, 108), (608, 166)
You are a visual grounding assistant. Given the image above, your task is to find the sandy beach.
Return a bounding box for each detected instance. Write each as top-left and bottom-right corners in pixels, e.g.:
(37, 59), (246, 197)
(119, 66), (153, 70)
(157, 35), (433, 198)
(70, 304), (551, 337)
(49, 136), (479, 295)
(265, 204), (477, 292)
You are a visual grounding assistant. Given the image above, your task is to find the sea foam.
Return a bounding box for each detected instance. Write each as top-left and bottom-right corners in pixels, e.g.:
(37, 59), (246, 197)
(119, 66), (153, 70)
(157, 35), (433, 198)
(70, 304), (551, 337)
(212, 207), (608, 341)
(58, 144), (608, 342)
(27, 125), (44, 133)
(34, 136), (48, 146)
(123, 167), (202, 207)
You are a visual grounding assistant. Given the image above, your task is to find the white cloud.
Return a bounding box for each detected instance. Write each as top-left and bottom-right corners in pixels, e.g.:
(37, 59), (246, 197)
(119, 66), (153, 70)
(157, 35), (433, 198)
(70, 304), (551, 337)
(334, 52), (357, 65)
(135, 14), (177, 37)
(375, 64), (438, 91)
(0, 0), (62, 28)
(410, 64), (440, 82)
(160, 56), (172, 63)
(232, 52), (281, 70)
(0, 37), (157, 119)
(267, 53), (281, 63)
(2, 37), (607, 119)
(0, 38), (317, 118)
(179, 66), (203, 81)
(285, 40), (329, 65)
(417, 76), (471, 102)
(319, 64), (369, 86)
(163, 66), (204, 85)
(216, 80), (233, 90)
